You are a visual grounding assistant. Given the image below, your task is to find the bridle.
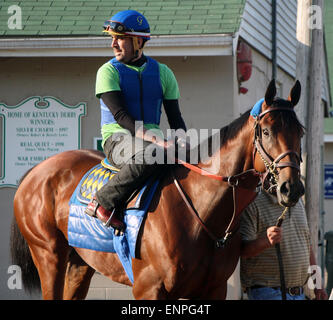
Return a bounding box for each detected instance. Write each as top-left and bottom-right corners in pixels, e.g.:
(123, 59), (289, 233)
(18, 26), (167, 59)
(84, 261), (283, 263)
(173, 105), (302, 249)
(252, 106), (301, 194)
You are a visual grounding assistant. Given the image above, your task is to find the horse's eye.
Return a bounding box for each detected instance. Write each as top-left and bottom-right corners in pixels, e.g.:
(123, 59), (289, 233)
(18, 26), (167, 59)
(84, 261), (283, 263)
(262, 128), (269, 137)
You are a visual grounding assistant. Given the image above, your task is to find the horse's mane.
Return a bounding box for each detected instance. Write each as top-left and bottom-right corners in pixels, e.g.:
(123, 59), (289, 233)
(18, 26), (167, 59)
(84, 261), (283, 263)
(197, 98), (305, 162)
(219, 109), (251, 147)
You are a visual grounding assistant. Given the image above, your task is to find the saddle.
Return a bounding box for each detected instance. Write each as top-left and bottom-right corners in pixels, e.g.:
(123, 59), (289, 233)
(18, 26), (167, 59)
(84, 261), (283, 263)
(77, 158), (118, 204)
(77, 158), (155, 210)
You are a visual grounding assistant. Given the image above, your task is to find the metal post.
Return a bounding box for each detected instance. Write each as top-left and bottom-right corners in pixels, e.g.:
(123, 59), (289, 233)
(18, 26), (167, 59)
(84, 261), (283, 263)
(271, 0), (277, 80)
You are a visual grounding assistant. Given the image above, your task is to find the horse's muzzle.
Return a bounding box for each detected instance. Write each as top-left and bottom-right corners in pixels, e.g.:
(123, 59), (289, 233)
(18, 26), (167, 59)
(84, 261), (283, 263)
(277, 180), (305, 207)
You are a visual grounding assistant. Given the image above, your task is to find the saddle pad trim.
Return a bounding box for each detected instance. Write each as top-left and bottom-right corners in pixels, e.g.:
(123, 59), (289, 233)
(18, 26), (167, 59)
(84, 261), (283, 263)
(101, 158), (120, 171)
(77, 163), (118, 204)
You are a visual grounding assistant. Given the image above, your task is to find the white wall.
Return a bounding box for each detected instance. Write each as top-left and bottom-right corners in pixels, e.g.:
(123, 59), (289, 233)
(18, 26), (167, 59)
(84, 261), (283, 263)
(236, 47), (295, 117)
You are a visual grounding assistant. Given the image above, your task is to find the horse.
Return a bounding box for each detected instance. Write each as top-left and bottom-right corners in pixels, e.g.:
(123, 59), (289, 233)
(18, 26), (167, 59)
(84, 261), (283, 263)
(10, 79), (305, 299)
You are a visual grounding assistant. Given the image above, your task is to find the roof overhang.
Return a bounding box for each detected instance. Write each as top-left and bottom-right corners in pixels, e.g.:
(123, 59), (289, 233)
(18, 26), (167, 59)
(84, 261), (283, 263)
(325, 134), (333, 143)
(0, 34), (233, 57)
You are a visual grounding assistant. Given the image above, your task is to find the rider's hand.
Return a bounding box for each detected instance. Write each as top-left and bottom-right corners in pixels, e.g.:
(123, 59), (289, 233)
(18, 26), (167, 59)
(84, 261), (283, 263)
(155, 137), (174, 149)
(175, 137), (190, 150)
(136, 126), (167, 146)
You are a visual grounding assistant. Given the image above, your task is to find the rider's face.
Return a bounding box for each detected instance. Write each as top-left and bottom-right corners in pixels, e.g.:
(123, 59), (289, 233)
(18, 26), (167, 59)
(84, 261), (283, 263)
(111, 35), (135, 63)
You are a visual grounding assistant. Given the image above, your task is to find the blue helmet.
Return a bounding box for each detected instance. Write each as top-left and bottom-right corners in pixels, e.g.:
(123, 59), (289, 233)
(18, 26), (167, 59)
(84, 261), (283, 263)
(103, 10), (150, 40)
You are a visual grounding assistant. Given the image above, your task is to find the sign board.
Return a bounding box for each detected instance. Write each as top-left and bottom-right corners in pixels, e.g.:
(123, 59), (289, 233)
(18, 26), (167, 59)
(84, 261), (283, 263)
(324, 164), (333, 199)
(0, 96), (86, 187)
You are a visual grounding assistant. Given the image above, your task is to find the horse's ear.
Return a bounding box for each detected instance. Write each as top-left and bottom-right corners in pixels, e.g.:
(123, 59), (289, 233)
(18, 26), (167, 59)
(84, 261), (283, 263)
(265, 79), (277, 106)
(288, 80), (301, 107)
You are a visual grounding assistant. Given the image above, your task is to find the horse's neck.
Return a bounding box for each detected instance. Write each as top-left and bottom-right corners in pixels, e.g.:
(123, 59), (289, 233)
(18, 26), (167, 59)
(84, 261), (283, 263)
(177, 118), (255, 237)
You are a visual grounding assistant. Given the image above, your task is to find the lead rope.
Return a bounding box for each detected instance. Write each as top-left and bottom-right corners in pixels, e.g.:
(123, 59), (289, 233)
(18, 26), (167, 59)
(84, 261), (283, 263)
(275, 206), (288, 300)
(255, 137), (288, 300)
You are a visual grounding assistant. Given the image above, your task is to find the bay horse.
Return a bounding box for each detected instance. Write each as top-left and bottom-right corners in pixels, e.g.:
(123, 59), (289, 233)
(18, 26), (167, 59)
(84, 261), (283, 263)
(11, 80), (305, 299)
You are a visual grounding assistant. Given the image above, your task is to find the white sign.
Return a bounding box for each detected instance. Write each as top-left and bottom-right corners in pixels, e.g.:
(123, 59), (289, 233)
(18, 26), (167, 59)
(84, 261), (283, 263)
(0, 96), (86, 187)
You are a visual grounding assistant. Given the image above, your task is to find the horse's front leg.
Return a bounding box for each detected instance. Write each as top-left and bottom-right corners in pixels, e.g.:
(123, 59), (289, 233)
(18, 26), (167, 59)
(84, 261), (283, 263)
(63, 249), (95, 300)
(132, 261), (169, 299)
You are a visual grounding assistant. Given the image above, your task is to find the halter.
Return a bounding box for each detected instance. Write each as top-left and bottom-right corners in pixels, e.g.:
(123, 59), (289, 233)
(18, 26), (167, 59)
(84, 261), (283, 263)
(253, 106), (301, 193)
(173, 105), (302, 249)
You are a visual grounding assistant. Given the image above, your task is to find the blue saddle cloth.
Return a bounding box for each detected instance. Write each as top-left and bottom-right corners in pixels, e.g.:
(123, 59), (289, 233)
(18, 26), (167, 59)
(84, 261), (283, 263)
(67, 159), (160, 283)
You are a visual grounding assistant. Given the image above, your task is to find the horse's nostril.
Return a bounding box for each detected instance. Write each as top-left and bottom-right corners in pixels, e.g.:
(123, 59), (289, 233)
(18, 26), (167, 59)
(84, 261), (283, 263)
(299, 182), (305, 197)
(280, 181), (304, 204)
(280, 181), (290, 196)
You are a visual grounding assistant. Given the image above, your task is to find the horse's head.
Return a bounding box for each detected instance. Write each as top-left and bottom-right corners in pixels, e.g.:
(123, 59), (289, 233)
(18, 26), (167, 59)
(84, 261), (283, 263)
(253, 79), (305, 207)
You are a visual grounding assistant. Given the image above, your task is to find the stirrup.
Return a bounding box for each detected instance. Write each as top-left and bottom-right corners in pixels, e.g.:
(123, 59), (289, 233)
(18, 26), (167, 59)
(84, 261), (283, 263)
(104, 210), (125, 236)
(85, 197), (99, 217)
(85, 197), (125, 235)
(104, 208), (123, 227)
